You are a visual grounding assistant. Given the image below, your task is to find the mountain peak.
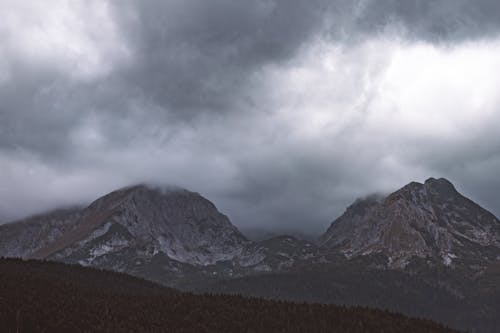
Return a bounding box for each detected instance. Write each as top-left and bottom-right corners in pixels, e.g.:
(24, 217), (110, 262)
(107, 183), (200, 201)
(86, 184), (216, 219)
(320, 178), (500, 269)
(23, 184), (247, 265)
(424, 177), (457, 195)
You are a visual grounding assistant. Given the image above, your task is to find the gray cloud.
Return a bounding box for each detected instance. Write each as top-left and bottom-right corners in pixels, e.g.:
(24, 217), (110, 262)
(352, 0), (500, 42)
(110, 0), (327, 115)
(1, 0), (500, 233)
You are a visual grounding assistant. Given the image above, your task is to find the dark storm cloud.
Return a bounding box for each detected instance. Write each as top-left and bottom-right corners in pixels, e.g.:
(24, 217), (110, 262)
(1, 0), (500, 232)
(353, 0), (500, 42)
(0, 0), (327, 155)
(107, 0), (500, 116)
(111, 0), (327, 114)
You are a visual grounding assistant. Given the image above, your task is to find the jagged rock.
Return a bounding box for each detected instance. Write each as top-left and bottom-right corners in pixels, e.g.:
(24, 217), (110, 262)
(42, 185), (250, 267)
(319, 178), (500, 268)
(0, 185), (315, 284)
(0, 208), (83, 258)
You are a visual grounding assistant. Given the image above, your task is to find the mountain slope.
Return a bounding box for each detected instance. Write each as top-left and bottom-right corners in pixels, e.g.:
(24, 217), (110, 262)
(43, 185), (249, 268)
(0, 207), (83, 258)
(194, 257), (500, 333)
(319, 178), (500, 269)
(0, 185), (317, 286)
(0, 258), (459, 333)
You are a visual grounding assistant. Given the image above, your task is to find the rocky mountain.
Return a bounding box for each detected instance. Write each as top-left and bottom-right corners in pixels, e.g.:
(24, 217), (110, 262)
(0, 207), (83, 258)
(2, 178), (499, 279)
(42, 185), (248, 266)
(2, 178), (499, 277)
(185, 178), (500, 332)
(0, 184), (318, 286)
(1, 178), (500, 332)
(319, 178), (500, 269)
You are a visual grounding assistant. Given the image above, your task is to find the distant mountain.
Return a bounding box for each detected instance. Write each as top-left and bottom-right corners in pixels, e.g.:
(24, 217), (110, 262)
(2, 178), (499, 280)
(319, 178), (500, 269)
(241, 227), (318, 242)
(0, 178), (500, 278)
(38, 185), (248, 266)
(0, 185), (318, 286)
(1, 178), (499, 332)
(1, 258), (458, 333)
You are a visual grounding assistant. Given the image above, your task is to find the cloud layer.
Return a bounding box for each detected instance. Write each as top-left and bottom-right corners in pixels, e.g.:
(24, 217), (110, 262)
(1, 0), (500, 233)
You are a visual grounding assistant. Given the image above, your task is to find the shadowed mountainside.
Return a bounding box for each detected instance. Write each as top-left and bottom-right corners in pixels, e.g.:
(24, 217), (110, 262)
(0, 258), (459, 333)
(192, 256), (500, 333)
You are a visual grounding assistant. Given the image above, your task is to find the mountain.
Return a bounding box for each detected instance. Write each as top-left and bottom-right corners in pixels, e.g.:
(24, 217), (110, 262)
(0, 184), (316, 286)
(1, 258), (458, 333)
(188, 178), (500, 332)
(39, 185), (248, 266)
(0, 207), (83, 258)
(2, 178), (499, 281)
(319, 178), (500, 269)
(241, 227), (318, 241)
(1, 178), (500, 331)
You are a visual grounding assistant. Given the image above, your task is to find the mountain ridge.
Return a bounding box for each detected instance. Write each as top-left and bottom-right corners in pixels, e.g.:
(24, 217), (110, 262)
(319, 177), (500, 268)
(1, 178), (499, 332)
(2, 178), (499, 273)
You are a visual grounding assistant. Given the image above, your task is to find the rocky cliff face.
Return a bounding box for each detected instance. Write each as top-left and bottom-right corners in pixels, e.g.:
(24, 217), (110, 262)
(0, 208), (83, 258)
(319, 178), (500, 268)
(39, 185), (250, 268)
(0, 185), (314, 284)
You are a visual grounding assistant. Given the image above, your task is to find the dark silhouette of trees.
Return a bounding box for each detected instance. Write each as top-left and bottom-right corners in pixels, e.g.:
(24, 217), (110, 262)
(0, 258), (459, 333)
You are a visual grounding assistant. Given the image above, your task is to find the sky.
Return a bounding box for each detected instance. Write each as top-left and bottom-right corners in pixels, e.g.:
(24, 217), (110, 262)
(1, 0), (500, 234)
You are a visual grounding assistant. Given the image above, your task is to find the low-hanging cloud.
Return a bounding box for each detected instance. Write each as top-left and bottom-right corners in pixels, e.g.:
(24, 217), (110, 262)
(1, 0), (500, 233)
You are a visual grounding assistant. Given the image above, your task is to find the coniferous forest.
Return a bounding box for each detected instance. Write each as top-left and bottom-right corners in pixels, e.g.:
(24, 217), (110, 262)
(0, 258), (459, 333)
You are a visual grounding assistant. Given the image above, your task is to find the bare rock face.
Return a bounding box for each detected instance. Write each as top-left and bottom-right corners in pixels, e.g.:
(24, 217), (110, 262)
(319, 178), (500, 268)
(44, 185), (249, 267)
(237, 236), (319, 272)
(0, 185), (319, 285)
(0, 208), (83, 258)
(0, 185), (248, 269)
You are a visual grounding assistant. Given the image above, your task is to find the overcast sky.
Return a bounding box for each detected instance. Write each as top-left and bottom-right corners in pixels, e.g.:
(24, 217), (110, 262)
(1, 0), (500, 234)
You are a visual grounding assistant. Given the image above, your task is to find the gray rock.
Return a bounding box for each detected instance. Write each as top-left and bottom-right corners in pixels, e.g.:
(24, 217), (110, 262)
(319, 178), (500, 269)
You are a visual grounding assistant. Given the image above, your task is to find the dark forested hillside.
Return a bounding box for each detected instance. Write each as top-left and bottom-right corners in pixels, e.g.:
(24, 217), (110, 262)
(193, 258), (500, 333)
(0, 258), (458, 333)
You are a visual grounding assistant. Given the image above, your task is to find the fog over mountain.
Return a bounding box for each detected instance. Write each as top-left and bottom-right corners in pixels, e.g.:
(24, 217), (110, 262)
(1, 1), (500, 232)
